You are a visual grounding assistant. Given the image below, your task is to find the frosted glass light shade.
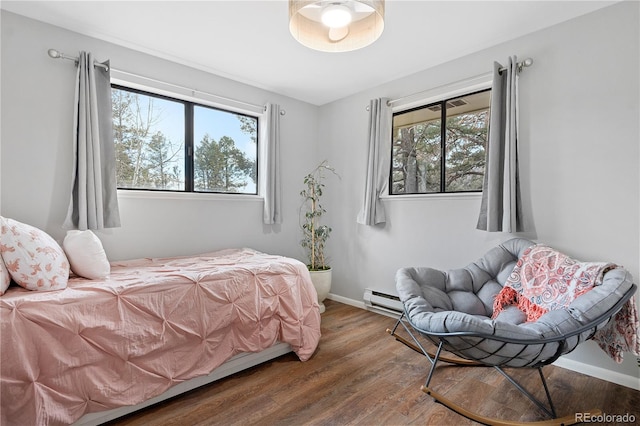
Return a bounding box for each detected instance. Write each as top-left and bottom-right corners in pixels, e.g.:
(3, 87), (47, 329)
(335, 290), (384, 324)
(289, 0), (385, 52)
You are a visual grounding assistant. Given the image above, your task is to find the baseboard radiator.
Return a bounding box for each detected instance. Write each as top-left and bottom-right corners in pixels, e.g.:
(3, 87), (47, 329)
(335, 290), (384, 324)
(363, 288), (404, 317)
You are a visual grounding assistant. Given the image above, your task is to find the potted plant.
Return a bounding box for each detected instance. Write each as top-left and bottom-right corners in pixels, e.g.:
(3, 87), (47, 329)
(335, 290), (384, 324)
(300, 160), (338, 313)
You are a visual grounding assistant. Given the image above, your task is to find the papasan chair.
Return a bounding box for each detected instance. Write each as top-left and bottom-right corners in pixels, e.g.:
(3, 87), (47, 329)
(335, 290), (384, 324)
(387, 238), (638, 426)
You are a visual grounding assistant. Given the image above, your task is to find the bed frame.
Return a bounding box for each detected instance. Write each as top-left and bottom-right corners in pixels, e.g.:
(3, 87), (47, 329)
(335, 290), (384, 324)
(74, 342), (292, 425)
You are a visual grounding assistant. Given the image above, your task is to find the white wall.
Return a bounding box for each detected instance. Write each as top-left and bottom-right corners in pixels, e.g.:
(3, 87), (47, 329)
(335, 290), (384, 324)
(1, 3), (638, 386)
(319, 2), (639, 382)
(0, 11), (320, 262)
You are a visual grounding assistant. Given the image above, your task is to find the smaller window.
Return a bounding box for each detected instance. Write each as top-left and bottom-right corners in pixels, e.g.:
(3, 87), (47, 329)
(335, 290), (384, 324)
(390, 89), (490, 195)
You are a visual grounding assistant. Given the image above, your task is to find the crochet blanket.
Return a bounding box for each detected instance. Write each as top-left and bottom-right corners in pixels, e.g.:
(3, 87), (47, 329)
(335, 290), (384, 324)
(492, 244), (639, 363)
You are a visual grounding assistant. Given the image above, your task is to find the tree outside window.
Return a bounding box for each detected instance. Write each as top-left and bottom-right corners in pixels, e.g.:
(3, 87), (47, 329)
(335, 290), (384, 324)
(112, 85), (258, 194)
(391, 89), (490, 194)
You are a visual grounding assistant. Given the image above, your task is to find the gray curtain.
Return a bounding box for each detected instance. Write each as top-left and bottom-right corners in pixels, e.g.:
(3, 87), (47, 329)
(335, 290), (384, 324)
(260, 103), (282, 224)
(357, 98), (392, 226)
(477, 57), (523, 232)
(64, 51), (120, 230)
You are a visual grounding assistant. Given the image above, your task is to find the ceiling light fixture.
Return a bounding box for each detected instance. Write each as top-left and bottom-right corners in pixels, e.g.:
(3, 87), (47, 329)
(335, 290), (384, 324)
(289, 0), (385, 52)
(321, 4), (352, 28)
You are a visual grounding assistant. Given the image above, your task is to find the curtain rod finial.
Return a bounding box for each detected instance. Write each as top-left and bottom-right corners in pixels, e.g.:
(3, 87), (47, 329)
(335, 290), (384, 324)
(48, 48), (61, 59)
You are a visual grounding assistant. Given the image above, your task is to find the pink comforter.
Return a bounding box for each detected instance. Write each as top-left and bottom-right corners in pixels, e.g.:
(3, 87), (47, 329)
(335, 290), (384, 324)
(0, 248), (321, 425)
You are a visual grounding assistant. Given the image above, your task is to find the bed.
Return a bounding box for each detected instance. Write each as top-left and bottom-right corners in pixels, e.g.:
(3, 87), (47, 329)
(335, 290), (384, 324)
(0, 247), (321, 426)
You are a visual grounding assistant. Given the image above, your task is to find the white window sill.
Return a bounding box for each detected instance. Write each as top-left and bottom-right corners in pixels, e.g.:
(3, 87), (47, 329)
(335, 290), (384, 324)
(380, 192), (482, 201)
(117, 189), (263, 202)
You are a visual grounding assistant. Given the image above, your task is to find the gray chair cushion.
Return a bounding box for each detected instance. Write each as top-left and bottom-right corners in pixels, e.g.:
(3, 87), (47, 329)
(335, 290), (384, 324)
(397, 238), (533, 319)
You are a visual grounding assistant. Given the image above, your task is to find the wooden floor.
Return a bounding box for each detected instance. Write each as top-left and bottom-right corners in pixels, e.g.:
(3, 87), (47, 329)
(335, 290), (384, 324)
(109, 300), (639, 426)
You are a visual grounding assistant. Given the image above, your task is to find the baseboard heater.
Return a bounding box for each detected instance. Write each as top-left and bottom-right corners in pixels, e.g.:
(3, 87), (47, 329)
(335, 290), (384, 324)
(363, 288), (404, 317)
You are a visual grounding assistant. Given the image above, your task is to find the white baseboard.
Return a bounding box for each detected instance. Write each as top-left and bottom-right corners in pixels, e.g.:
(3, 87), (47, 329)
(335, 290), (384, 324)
(553, 357), (640, 391)
(326, 293), (365, 309)
(326, 293), (640, 390)
(327, 292), (400, 319)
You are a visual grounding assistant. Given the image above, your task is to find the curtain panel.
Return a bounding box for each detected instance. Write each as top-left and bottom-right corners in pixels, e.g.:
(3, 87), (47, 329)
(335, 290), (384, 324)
(64, 52), (120, 230)
(477, 57), (524, 233)
(260, 103), (282, 225)
(357, 98), (392, 226)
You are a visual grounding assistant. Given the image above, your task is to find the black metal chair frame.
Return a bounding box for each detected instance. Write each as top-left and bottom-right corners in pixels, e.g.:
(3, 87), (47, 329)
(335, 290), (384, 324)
(387, 284), (637, 426)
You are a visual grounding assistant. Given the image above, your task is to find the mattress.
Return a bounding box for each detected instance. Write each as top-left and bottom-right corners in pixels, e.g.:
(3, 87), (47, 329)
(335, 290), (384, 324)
(0, 248), (321, 426)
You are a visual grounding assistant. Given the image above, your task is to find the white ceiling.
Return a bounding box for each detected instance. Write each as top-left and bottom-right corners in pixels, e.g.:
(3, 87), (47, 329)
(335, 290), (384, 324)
(1, 0), (617, 106)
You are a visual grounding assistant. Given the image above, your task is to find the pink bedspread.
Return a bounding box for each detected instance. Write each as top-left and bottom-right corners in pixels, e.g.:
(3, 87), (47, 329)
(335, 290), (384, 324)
(0, 248), (321, 425)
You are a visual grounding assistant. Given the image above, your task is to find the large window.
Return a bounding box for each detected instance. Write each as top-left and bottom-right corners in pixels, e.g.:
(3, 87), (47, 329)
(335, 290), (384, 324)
(112, 85), (258, 194)
(390, 89), (490, 194)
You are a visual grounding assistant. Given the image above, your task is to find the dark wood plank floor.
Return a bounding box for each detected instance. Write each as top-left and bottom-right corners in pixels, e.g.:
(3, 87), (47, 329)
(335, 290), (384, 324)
(109, 300), (639, 426)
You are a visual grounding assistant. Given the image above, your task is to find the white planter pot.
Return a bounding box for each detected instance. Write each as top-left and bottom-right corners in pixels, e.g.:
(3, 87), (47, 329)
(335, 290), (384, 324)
(309, 268), (332, 314)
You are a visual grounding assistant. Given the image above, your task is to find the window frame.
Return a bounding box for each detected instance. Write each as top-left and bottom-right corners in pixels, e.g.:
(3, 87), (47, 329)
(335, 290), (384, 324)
(111, 83), (260, 196)
(389, 87), (491, 196)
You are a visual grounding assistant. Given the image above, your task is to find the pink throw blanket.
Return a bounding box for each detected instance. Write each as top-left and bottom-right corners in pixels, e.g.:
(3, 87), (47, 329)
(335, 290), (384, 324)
(493, 244), (639, 363)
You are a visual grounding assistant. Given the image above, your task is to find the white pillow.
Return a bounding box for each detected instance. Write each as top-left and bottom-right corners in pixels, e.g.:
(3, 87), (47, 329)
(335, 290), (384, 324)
(0, 216), (69, 291)
(0, 254), (10, 295)
(63, 230), (110, 279)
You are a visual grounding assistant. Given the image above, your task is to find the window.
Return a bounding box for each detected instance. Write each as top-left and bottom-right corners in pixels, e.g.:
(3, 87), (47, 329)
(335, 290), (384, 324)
(390, 89), (490, 195)
(112, 85), (258, 194)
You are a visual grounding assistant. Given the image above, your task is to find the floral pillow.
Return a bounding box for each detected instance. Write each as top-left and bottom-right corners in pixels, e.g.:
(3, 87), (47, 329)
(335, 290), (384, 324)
(0, 217), (69, 291)
(0, 254), (10, 295)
